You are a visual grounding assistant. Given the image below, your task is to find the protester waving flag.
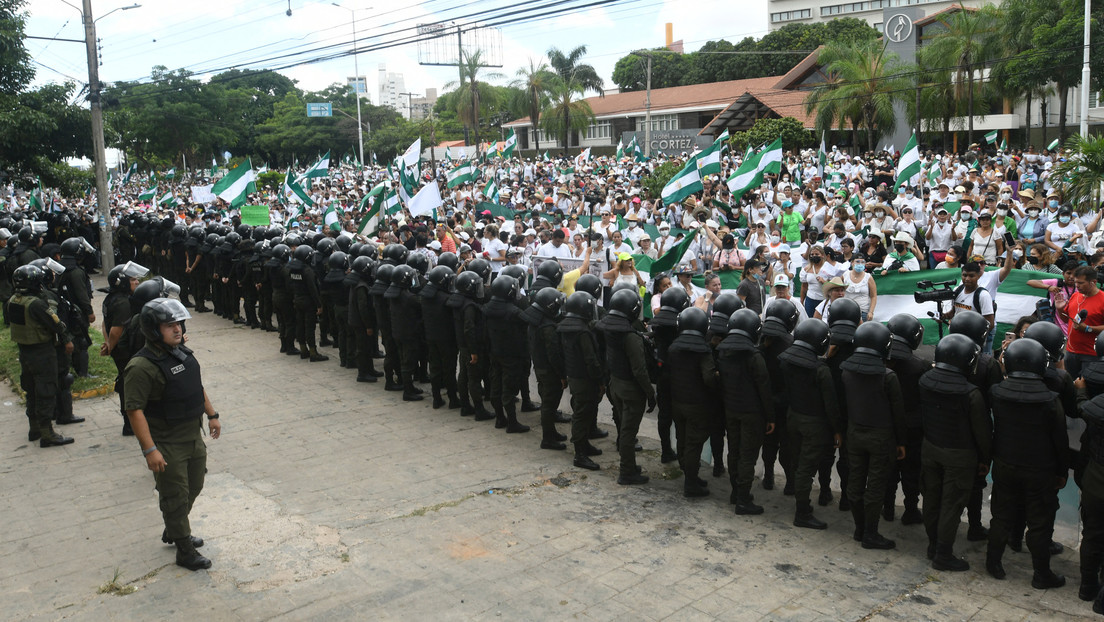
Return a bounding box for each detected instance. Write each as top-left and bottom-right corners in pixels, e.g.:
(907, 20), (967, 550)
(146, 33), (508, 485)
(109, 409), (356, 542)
(616, 138), (625, 160)
(165, 167), (176, 180)
(447, 163), (475, 188)
(282, 174), (313, 207)
(138, 186), (157, 202)
(483, 178), (499, 202)
(1047, 137), (1061, 151)
(212, 158), (256, 208)
(648, 226), (699, 275)
(297, 151), (330, 182)
(158, 191), (178, 208)
(661, 155), (702, 206)
(696, 137), (723, 177)
(501, 128), (517, 159)
(893, 133), (920, 193)
(984, 130), (998, 145)
(323, 201), (341, 232)
(123, 162), (138, 184)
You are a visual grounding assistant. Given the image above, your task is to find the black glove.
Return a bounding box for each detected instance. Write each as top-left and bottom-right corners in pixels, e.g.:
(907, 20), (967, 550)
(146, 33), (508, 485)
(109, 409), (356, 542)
(646, 395), (657, 413)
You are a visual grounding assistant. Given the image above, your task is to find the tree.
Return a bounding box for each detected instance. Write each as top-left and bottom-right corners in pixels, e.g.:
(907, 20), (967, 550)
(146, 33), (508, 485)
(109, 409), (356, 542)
(546, 45), (604, 151)
(611, 49), (690, 91)
(0, 0), (32, 96)
(920, 6), (1001, 146)
(729, 117), (814, 153)
(444, 49), (503, 153)
(510, 58), (554, 152)
(1051, 134), (1104, 209)
(805, 39), (914, 152)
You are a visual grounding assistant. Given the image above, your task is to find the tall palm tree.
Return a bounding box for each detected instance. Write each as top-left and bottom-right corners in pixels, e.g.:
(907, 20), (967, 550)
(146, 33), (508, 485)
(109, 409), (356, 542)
(805, 38), (913, 152)
(545, 45), (604, 151)
(510, 58), (554, 153)
(920, 6), (1001, 146)
(444, 49), (503, 154)
(541, 79), (596, 156)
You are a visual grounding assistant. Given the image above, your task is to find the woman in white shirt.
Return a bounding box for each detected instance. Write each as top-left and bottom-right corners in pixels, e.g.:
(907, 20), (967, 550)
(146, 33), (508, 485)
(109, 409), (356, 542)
(967, 212), (1002, 265)
(607, 230), (632, 257)
(1045, 207), (1083, 252)
(843, 257), (878, 322)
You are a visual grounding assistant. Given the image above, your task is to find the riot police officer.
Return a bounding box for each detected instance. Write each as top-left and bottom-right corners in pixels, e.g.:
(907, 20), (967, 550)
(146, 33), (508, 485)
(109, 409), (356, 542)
(322, 252), (350, 366)
(884, 314), (930, 525)
(420, 265), (459, 407)
(667, 307), (719, 497)
(918, 333), (990, 572)
(559, 291), (604, 470)
(483, 274), (531, 432)
(761, 299), (799, 494)
(649, 287), (689, 464)
(386, 264), (425, 401)
(449, 270), (493, 419)
(268, 244), (297, 356)
(372, 264), (401, 391)
(99, 261), (149, 435)
(285, 245), (328, 362)
(57, 236), (94, 378)
(30, 258), (82, 426)
(598, 288), (655, 485)
(822, 297), (862, 510)
(348, 256), (382, 383)
(523, 287), (568, 450)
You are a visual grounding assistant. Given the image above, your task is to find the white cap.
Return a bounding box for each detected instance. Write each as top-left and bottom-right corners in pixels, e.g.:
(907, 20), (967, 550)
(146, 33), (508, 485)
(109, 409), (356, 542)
(772, 274), (791, 288)
(428, 240), (442, 251)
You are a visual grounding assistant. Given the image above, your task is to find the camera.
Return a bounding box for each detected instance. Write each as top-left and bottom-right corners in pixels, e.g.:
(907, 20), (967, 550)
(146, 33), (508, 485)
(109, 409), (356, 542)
(913, 279), (957, 304)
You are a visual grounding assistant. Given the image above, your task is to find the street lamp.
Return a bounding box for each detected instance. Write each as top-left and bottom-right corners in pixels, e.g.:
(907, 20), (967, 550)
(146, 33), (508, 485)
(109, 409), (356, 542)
(58, 0), (142, 272)
(332, 3), (371, 168)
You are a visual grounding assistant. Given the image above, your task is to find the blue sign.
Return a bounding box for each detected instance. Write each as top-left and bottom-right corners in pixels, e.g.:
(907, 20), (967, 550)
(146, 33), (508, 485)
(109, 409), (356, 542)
(306, 103), (332, 118)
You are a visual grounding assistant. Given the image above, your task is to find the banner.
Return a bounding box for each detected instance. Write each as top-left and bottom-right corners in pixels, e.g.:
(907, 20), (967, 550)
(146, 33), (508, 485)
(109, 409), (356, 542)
(240, 205), (271, 226)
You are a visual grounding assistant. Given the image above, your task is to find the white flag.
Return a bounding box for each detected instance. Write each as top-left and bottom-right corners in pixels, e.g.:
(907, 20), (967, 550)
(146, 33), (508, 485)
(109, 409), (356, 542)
(408, 181), (443, 218)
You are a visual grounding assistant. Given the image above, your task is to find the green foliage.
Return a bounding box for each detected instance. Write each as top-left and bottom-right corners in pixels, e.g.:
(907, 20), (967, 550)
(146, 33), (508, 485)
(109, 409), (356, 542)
(729, 117), (813, 153)
(544, 45), (603, 151)
(611, 18), (880, 91)
(640, 161), (683, 201)
(256, 170), (285, 190)
(0, 81), (93, 190)
(0, 0), (32, 97)
(1051, 134), (1104, 208)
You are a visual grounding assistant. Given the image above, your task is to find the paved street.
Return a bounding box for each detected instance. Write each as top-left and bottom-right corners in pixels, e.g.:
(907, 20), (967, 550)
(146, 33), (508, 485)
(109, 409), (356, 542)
(0, 305), (1096, 621)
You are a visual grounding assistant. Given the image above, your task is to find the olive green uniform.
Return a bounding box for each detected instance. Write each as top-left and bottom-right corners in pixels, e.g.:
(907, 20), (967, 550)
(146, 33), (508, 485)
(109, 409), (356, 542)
(5, 293), (70, 441)
(600, 314), (656, 475)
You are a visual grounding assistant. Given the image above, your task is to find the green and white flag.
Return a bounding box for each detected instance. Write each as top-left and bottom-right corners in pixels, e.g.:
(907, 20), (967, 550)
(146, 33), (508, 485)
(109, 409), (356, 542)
(984, 130), (998, 145)
(297, 150), (330, 182)
(382, 189), (401, 216)
(210, 158), (218, 178)
(1047, 137), (1061, 151)
(138, 186), (157, 202)
(501, 128), (517, 159)
(632, 137), (645, 162)
(446, 163), (475, 188)
(926, 164), (941, 188)
(212, 158), (257, 208)
(558, 166), (575, 181)
(256, 162), (269, 174)
(649, 227), (699, 275)
(726, 137), (782, 201)
(817, 131), (828, 178)
(999, 137), (1008, 152)
(323, 201), (341, 232)
(357, 191), (383, 236)
(716, 129), (730, 152)
(158, 191), (178, 208)
(282, 174), (313, 207)
(615, 138), (624, 160)
(893, 133), (921, 193)
(543, 150), (550, 162)
(28, 177), (46, 210)
(165, 167), (176, 180)
(483, 178), (499, 202)
(758, 137), (783, 176)
(660, 155), (703, 206)
(445, 147), (453, 164)
(696, 138), (723, 177)
(398, 165), (418, 204)
(122, 163), (138, 184)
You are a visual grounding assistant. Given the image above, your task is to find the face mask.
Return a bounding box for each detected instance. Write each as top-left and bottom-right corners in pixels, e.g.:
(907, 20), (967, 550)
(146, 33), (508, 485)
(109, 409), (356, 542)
(1001, 193), (1012, 200)
(782, 177), (790, 182)
(1027, 255), (1040, 265)
(753, 273), (765, 281)
(1049, 200), (1059, 209)
(854, 263), (866, 273)
(905, 193), (914, 199)
(1060, 216), (1071, 224)
(874, 211), (884, 218)
(862, 212), (872, 219)
(628, 222), (636, 229)
(770, 235), (780, 244)
(1013, 249), (1024, 261)
(894, 244), (907, 254)
(997, 209), (1007, 217)
(810, 255), (822, 264)
(1027, 210), (1040, 218)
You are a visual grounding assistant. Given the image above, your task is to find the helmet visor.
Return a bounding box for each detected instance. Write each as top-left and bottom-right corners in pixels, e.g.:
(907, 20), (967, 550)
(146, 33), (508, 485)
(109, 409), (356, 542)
(44, 258), (66, 275)
(121, 261), (151, 280)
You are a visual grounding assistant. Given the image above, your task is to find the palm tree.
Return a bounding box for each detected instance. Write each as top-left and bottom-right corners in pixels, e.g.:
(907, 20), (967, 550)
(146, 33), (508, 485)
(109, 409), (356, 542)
(545, 45), (604, 152)
(511, 58), (554, 153)
(805, 38), (913, 152)
(444, 49), (503, 154)
(920, 6), (1000, 146)
(541, 79), (596, 156)
(1052, 134), (1104, 209)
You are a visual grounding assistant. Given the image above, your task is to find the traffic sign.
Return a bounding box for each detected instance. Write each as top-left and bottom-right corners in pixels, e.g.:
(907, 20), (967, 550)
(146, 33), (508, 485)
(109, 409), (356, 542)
(306, 103), (332, 118)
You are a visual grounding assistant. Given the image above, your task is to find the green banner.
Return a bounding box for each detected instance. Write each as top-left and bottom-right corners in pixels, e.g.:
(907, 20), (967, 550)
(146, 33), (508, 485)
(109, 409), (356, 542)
(241, 204), (271, 226)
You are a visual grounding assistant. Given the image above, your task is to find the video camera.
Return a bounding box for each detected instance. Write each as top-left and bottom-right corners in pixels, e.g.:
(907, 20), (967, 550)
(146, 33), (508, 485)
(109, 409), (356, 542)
(913, 279), (957, 304)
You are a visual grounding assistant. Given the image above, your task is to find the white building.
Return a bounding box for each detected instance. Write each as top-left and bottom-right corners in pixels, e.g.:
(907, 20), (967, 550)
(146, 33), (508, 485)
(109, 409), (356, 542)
(767, 0), (991, 32)
(377, 63), (408, 118)
(347, 76), (370, 101)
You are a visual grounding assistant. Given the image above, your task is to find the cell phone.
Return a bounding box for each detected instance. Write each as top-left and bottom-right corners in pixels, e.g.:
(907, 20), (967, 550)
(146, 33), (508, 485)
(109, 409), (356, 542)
(1002, 231), (1015, 248)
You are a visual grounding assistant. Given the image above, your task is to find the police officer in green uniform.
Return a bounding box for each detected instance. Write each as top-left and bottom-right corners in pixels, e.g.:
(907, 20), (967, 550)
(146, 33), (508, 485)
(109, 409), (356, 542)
(31, 258), (83, 426)
(918, 333), (990, 572)
(779, 319), (841, 530)
(6, 265), (75, 446)
(841, 322), (907, 550)
(523, 287), (569, 450)
(598, 288), (655, 485)
(124, 298), (222, 571)
(558, 291), (604, 470)
(667, 307), (719, 497)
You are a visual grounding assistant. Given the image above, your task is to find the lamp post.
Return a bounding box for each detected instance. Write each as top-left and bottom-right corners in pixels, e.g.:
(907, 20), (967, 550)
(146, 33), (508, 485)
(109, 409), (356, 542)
(61, 0), (141, 272)
(332, 3), (370, 167)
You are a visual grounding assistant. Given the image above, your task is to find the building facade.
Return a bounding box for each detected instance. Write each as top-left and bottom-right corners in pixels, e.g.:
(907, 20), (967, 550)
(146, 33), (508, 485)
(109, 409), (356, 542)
(767, 0), (990, 32)
(377, 63), (408, 118)
(409, 88), (438, 121)
(347, 76), (370, 102)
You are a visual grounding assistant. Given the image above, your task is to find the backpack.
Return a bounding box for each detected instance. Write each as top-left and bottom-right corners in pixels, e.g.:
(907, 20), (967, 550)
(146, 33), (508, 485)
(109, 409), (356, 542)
(952, 283), (996, 315)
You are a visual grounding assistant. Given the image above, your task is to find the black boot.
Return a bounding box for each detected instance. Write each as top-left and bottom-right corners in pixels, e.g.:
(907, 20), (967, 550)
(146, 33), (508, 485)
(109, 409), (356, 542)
(734, 487), (764, 515)
(460, 400), (474, 416)
(1031, 554), (1067, 590)
(163, 530), (203, 548)
(431, 384), (445, 409)
(986, 549), (1007, 580)
(521, 398), (541, 413)
(299, 345), (310, 360)
(448, 391), (461, 409)
(761, 464), (775, 490)
(504, 403), (530, 434)
(850, 503), (866, 542)
(793, 501), (827, 530)
(900, 503), (923, 525)
(573, 444), (600, 470)
(1080, 575), (1102, 601)
(402, 375), (424, 401)
(818, 487), (834, 507)
(493, 402), (507, 429)
(683, 472), (709, 498)
(541, 436), (567, 450)
(932, 542), (969, 571)
(309, 347), (329, 362)
(861, 506), (896, 550)
(473, 401), (495, 421)
(384, 377), (403, 391)
(175, 538), (212, 571)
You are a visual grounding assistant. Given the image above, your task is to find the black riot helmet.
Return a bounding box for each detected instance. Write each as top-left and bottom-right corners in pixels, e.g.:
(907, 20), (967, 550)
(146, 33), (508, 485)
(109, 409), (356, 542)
(1003, 337), (1048, 379)
(827, 297), (861, 344)
(225, 231), (242, 246)
(107, 261), (150, 293)
(948, 310), (989, 347)
(533, 287), (566, 318)
(676, 307), (709, 337)
(536, 260), (564, 286)
(360, 243), (379, 259)
(270, 243), (290, 261)
(1023, 321), (1066, 363)
(425, 265), (455, 290)
(292, 245), (314, 262)
(727, 308), (763, 344)
(490, 274), (519, 301)
(130, 276), (180, 313)
(334, 235), (351, 251)
(252, 225), (268, 241)
(406, 252), (430, 275)
(316, 237), (336, 256)
(390, 264), (418, 290)
(659, 287), (690, 313)
(852, 321), (892, 359)
(887, 313), (924, 351)
(437, 251), (460, 272)
(284, 233), (302, 247)
(327, 251), (349, 271)
(762, 299), (799, 337)
(351, 255), (377, 278)
(793, 318), (831, 356)
(205, 233), (219, 247)
(13, 264), (45, 293)
(17, 226), (35, 244)
(711, 292), (744, 319)
(28, 258), (62, 287)
(933, 333), (979, 374)
(466, 258), (492, 283)
(171, 224), (187, 239)
(563, 291), (597, 320)
(348, 242), (364, 258)
(608, 288), (642, 320)
(374, 262), (395, 286)
(138, 298), (191, 344)
(575, 274), (602, 299)
(454, 270), (484, 300)
(500, 264), (527, 283)
(59, 236), (87, 258)
(383, 243), (408, 265)
(235, 223), (251, 238)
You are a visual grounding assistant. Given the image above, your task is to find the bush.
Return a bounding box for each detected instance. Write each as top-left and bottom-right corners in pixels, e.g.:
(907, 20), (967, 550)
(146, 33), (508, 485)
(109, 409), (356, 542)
(729, 117), (814, 154)
(640, 161), (684, 201)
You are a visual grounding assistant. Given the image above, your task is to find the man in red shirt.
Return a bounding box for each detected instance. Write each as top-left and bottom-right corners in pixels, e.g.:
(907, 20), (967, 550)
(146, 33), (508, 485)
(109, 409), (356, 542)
(1065, 265), (1104, 378)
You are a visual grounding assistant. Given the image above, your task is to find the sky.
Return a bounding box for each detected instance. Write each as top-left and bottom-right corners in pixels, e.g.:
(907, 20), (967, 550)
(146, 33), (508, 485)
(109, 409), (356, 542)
(23, 0), (770, 104)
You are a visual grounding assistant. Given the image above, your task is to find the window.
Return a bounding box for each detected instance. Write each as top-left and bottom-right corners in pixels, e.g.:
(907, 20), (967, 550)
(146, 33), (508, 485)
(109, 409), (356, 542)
(635, 114), (679, 132)
(584, 121), (611, 140)
(820, 0), (891, 17)
(1091, 91), (1102, 109)
(531, 128), (555, 144)
(771, 8), (811, 22)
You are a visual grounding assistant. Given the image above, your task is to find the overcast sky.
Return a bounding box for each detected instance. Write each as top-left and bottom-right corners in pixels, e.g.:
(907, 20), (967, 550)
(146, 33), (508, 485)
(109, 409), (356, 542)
(24, 0), (770, 102)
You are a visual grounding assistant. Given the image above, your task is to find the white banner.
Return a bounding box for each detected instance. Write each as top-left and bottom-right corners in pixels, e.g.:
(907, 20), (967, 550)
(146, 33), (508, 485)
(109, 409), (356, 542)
(191, 185), (218, 204)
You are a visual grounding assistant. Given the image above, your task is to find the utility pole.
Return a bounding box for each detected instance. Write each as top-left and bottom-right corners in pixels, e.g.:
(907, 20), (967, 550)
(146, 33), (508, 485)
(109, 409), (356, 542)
(332, 3), (369, 166)
(644, 54), (652, 158)
(1081, 0), (1092, 138)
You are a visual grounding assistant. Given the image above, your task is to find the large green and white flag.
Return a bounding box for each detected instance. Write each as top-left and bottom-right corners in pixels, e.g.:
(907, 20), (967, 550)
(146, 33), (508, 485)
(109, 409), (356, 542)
(282, 174), (313, 207)
(297, 150), (330, 182)
(158, 191), (178, 208)
(649, 227), (699, 275)
(615, 138), (625, 160)
(726, 138), (782, 201)
(165, 167), (176, 180)
(138, 186), (157, 202)
(661, 155), (703, 206)
(212, 158), (256, 208)
(358, 191), (384, 236)
(893, 133), (921, 193)
(382, 189), (401, 216)
(323, 201), (341, 232)
(501, 128), (517, 159)
(483, 178), (499, 202)
(123, 162), (138, 184)
(984, 130), (998, 145)
(398, 165), (417, 204)
(1047, 137), (1061, 151)
(446, 163), (475, 188)
(758, 137), (783, 176)
(696, 137), (724, 177)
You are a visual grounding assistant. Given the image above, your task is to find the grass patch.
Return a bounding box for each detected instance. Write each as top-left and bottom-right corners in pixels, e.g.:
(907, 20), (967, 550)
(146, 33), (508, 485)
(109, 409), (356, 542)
(0, 328), (117, 398)
(97, 568), (138, 596)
